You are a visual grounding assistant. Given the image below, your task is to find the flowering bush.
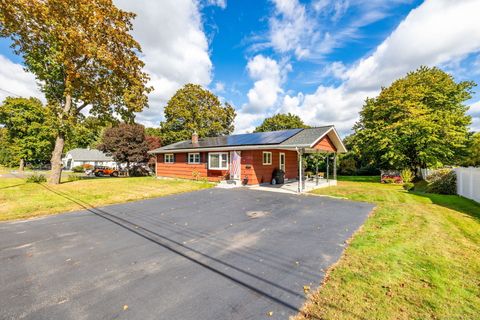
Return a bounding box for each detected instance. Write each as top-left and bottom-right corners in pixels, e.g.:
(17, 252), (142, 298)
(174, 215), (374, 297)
(381, 174), (403, 184)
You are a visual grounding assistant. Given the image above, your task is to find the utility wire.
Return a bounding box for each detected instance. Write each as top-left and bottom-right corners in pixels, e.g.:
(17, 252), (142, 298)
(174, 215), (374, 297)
(0, 87), (22, 97)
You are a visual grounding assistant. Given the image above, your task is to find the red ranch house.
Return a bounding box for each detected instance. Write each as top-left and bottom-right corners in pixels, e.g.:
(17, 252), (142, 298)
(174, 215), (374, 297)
(149, 126), (347, 186)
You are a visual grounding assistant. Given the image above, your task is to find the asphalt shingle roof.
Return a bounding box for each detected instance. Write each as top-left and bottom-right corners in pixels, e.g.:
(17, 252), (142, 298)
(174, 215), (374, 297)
(65, 148), (114, 161)
(280, 126), (333, 146)
(150, 126), (335, 153)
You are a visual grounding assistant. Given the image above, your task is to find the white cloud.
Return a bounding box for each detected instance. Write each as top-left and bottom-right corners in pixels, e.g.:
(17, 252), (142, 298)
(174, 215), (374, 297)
(233, 55), (292, 132)
(470, 101), (480, 132)
(277, 0), (480, 135)
(266, 0), (405, 60)
(242, 55), (285, 114)
(115, 0), (213, 127)
(0, 55), (43, 103)
(203, 0), (226, 9)
(269, 0), (315, 59)
(213, 81), (225, 93)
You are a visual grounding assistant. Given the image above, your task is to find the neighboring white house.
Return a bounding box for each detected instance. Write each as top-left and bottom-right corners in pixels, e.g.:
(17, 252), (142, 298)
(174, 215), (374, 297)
(62, 148), (117, 170)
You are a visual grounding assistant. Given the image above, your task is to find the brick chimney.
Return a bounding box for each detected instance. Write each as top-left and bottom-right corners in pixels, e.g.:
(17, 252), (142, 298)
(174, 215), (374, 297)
(192, 131), (199, 144)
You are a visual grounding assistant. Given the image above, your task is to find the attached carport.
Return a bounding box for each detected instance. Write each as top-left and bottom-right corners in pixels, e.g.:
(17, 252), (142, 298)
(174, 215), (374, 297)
(273, 126), (347, 192)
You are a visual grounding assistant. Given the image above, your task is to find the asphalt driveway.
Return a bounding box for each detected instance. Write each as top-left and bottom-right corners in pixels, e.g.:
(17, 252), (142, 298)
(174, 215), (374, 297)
(0, 188), (373, 320)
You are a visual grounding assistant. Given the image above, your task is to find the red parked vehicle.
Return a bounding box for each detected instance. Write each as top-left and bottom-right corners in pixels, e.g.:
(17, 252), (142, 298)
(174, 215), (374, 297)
(93, 166), (119, 177)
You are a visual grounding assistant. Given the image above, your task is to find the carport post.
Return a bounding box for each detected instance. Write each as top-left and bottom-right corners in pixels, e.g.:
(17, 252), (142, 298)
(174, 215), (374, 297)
(333, 152), (337, 180)
(326, 153), (329, 182)
(297, 147), (303, 193)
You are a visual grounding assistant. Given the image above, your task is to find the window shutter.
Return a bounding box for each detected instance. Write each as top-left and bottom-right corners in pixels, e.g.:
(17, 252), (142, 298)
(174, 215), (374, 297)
(173, 154), (176, 163)
(186, 153), (189, 164)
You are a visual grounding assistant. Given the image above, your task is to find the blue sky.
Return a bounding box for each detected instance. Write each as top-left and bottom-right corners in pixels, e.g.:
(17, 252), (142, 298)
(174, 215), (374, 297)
(1, 0), (479, 135)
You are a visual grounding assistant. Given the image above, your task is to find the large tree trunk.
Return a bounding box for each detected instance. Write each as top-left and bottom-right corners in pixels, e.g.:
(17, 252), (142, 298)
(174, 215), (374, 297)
(19, 159), (24, 172)
(48, 134), (65, 184)
(48, 94), (72, 184)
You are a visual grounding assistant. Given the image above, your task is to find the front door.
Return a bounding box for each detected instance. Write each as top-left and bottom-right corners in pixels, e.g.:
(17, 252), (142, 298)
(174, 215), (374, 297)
(279, 152), (285, 172)
(230, 150), (241, 180)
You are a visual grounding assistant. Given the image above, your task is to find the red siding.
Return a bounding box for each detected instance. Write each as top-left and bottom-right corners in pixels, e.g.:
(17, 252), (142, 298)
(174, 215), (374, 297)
(156, 149), (299, 185)
(241, 150), (298, 185)
(156, 152), (228, 182)
(312, 135), (336, 152)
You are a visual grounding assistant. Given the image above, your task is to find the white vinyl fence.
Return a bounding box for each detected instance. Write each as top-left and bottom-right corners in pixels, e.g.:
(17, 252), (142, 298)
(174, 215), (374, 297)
(455, 167), (480, 203)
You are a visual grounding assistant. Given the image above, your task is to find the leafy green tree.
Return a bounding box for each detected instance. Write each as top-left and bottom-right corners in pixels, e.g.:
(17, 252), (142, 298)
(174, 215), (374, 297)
(98, 123), (149, 168)
(0, 97), (55, 169)
(0, 0), (151, 183)
(160, 84), (236, 145)
(463, 132), (480, 166)
(0, 127), (14, 167)
(350, 66), (474, 172)
(145, 127), (162, 138)
(64, 116), (116, 151)
(254, 113), (310, 132)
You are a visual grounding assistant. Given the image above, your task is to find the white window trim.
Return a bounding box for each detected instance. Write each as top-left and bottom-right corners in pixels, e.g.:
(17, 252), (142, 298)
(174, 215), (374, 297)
(279, 152), (285, 171)
(263, 151), (272, 165)
(208, 152), (229, 170)
(164, 153), (174, 163)
(188, 153), (200, 164)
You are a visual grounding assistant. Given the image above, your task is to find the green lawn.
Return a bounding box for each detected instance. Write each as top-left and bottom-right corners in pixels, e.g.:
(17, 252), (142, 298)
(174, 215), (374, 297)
(0, 175), (213, 221)
(295, 177), (480, 320)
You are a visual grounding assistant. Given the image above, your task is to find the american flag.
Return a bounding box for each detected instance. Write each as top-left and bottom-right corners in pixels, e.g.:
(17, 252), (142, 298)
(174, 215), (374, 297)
(230, 151), (241, 180)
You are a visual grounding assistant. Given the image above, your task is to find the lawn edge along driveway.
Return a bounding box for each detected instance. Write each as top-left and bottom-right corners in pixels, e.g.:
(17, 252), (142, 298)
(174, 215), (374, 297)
(293, 178), (480, 320)
(0, 176), (214, 221)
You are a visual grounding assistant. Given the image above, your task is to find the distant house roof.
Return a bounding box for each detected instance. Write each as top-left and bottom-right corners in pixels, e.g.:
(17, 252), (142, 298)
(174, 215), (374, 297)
(64, 148), (114, 161)
(149, 126), (347, 153)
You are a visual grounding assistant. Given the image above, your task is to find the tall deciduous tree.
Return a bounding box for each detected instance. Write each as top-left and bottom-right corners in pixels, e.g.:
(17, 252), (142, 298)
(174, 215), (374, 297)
(0, 0), (151, 183)
(160, 84), (236, 145)
(98, 123), (149, 168)
(254, 113), (310, 132)
(351, 66), (474, 171)
(0, 97), (55, 169)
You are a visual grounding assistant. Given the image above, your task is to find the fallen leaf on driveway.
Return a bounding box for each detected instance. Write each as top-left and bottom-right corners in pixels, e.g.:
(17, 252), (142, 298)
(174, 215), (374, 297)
(123, 305), (128, 311)
(266, 311), (273, 316)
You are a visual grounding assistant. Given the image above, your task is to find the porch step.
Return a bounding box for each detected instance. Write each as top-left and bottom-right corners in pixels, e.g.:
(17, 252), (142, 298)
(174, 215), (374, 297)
(216, 179), (242, 188)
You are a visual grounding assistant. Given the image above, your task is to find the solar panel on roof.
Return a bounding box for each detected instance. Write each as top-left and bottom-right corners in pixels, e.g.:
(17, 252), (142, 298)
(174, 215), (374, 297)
(163, 128), (302, 150)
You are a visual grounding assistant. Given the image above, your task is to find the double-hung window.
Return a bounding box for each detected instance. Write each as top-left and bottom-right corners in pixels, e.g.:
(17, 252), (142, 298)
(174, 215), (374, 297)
(208, 152), (228, 170)
(188, 153), (200, 164)
(262, 151), (272, 165)
(164, 154), (174, 163)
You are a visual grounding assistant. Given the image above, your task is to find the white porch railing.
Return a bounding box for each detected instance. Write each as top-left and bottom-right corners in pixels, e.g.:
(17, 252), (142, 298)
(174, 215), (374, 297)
(455, 167), (480, 203)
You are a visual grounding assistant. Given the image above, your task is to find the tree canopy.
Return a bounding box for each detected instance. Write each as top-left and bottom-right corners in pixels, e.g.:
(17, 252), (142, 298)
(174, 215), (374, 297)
(463, 132), (480, 167)
(0, 0), (151, 183)
(350, 66), (474, 171)
(160, 84), (236, 145)
(64, 116), (116, 152)
(0, 97), (55, 168)
(98, 123), (149, 167)
(254, 113), (309, 132)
